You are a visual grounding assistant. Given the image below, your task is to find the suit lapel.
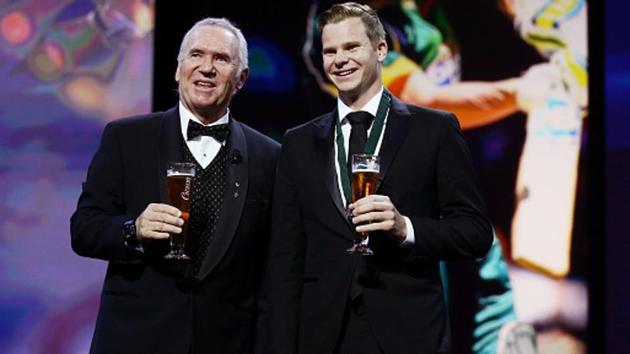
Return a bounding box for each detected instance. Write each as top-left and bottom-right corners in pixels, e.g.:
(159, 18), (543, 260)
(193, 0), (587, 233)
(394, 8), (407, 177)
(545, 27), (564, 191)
(313, 111), (353, 229)
(158, 107), (184, 203)
(378, 97), (411, 191)
(198, 117), (248, 280)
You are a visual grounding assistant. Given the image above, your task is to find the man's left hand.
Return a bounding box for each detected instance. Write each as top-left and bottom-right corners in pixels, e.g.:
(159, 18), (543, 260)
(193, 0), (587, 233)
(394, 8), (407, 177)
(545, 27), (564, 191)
(349, 194), (407, 242)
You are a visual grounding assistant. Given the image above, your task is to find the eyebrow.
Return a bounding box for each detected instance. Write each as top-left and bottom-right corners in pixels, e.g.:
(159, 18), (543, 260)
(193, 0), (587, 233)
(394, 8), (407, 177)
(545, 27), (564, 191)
(187, 46), (232, 58)
(322, 40), (362, 51)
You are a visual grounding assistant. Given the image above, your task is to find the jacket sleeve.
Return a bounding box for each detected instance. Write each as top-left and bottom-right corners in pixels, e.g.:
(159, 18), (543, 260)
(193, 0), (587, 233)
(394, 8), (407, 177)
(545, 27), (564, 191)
(409, 113), (493, 260)
(261, 131), (306, 354)
(70, 122), (140, 262)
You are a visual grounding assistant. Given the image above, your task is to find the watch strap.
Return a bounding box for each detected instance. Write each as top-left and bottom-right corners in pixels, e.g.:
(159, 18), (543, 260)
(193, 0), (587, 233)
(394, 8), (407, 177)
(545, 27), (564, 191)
(122, 219), (143, 253)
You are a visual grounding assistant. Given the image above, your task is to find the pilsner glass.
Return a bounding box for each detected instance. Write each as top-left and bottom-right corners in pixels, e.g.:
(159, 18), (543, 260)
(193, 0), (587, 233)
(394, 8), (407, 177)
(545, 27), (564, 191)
(164, 162), (196, 260)
(347, 154), (380, 255)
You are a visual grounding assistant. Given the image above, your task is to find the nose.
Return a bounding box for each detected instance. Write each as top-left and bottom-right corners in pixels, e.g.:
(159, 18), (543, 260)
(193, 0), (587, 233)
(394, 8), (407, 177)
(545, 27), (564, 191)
(333, 52), (349, 66)
(198, 57), (216, 75)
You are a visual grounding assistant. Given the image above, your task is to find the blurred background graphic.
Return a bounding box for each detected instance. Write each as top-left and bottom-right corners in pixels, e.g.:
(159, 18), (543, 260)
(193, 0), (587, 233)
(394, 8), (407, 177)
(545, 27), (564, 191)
(0, 0), (625, 353)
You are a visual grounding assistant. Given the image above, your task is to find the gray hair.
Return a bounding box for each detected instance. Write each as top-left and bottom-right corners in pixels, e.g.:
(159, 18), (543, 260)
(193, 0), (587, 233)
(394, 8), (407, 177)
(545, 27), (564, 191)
(177, 17), (249, 72)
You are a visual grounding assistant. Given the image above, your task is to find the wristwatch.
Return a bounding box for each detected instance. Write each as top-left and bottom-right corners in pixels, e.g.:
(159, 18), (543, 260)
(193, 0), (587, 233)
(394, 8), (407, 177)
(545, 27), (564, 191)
(122, 219), (143, 253)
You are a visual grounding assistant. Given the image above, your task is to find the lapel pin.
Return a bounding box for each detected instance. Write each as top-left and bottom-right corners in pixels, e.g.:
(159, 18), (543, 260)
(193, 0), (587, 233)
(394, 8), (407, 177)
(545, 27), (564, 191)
(230, 149), (242, 164)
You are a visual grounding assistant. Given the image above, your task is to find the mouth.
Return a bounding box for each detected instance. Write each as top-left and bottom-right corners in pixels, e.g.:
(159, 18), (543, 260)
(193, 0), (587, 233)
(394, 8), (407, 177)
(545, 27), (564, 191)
(332, 68), (357, 78)
(194, 80), (216, 89)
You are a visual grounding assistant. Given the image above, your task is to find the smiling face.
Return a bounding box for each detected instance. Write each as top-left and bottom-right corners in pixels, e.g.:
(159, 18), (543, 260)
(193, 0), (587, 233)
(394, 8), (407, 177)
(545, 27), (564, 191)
(321, 17), (387, 108)
(175, 25), (248, 123)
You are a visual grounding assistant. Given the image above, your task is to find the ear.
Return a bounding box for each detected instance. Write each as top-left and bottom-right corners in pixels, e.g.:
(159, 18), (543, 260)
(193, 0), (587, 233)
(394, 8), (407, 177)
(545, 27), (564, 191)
(235, 67), (249, 91)
(376, 40), (388, 63)
(175, 64), (181, 82)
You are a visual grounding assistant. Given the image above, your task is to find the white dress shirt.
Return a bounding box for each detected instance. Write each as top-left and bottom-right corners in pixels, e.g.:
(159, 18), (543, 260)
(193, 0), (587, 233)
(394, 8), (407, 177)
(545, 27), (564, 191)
(179, 102), (229, 169)
(334, 88), (415, 244)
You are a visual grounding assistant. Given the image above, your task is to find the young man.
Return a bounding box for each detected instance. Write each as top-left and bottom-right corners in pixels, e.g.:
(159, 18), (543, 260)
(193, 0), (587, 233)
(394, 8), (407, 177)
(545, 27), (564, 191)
(266, 2), (492, 354)
(71, 18), (279, 354)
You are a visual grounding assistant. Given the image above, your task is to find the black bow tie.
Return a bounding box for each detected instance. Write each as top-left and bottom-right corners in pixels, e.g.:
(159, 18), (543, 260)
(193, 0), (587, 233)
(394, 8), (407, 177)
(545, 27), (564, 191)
(187, 120), (230, 142)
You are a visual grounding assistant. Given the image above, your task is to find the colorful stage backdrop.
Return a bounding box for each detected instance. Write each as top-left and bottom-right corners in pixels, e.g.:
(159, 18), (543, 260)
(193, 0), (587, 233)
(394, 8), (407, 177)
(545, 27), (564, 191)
(1, 0), (620, 353)
(0, 0), (153, 352)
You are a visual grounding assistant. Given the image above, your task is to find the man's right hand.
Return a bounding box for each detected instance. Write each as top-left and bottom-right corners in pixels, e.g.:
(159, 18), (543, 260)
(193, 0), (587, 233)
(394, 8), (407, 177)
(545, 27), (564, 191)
(135, 203), (184, 240)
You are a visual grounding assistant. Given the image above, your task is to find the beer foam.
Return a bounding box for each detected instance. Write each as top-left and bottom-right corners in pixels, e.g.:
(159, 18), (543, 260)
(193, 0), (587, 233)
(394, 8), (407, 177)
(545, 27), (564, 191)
(352, 168), (379, 173)
(167, 171), (195, 177)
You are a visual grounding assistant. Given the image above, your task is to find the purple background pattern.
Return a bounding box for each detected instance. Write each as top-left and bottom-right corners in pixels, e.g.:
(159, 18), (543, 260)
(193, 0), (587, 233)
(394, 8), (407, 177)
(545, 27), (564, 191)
(4, 0), (627, 353)
(0, 0), (153, 353)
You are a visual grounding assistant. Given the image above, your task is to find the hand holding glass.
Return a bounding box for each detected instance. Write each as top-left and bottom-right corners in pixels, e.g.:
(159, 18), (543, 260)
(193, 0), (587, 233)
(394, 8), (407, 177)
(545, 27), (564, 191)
(348, 154), (379, 255)
(164, 162), (195, 260)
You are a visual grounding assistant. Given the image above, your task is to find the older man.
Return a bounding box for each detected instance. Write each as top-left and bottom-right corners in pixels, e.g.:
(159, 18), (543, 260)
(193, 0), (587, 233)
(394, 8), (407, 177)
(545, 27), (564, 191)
(71, 17), (279, 354)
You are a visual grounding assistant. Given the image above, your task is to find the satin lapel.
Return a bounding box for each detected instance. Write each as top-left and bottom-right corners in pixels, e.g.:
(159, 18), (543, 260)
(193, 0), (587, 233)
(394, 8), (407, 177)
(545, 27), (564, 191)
(377, 98), (411, 191)
(314, 110), (352, 228)
(158, 107), (184, 203)
(198, 118), (248, 280)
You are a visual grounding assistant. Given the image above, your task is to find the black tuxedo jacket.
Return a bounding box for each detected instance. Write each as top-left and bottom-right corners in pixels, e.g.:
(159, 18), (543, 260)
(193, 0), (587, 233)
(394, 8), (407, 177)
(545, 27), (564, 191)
(266, 97), (493, 354)
(71, 106), (279, 354)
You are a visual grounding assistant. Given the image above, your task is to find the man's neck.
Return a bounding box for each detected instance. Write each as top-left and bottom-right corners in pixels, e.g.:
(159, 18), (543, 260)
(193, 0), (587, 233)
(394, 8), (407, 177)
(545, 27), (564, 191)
(189, 106), (227, 125)
(180, 101), (229, 125)
(196, 108), (227, 125)
(338, 81), (382, 110)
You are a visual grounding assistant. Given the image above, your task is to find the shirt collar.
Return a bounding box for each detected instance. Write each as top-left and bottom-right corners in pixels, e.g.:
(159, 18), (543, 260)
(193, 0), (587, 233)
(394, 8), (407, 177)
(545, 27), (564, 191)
(179, 101), (230, 140)
(336, 87), (384, 124)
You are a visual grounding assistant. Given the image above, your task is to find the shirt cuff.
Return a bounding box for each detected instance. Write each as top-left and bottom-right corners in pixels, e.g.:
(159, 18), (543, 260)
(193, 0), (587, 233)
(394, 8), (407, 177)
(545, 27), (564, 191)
(401, 216), (415, 246)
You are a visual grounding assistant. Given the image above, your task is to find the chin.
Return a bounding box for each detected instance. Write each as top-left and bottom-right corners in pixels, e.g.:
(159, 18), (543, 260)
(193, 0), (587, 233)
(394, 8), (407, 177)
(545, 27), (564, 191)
(339, 85), (363, 97)
(193, 98), (217, 107)
(334, 81), (360, 95)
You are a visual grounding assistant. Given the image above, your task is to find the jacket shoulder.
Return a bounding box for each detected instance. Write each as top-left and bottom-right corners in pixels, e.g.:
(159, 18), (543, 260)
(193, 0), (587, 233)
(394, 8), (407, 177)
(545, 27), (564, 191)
(238, 121), (280, 151)
(396, 100), (461, 130)
(106, 111), (164, 131)
(283, 112), (331, 141)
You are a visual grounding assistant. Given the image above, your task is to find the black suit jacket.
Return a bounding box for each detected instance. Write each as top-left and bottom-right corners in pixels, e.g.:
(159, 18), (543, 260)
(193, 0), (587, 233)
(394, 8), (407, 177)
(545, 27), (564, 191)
(266, 97), (493, 354)
(71, 107), (280, 354)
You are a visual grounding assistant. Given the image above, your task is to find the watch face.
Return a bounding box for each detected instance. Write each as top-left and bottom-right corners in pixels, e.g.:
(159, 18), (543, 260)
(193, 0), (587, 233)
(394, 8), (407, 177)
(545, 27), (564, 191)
(123, 220), (140, 250)
(123, 220), (135, 236)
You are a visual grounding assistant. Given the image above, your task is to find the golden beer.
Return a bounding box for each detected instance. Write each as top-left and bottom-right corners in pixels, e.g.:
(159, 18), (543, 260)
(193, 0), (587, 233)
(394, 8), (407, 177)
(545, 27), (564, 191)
(348, 154), (380, 255)
(165, 163), (196, 259)
(352, 170), (379, 203)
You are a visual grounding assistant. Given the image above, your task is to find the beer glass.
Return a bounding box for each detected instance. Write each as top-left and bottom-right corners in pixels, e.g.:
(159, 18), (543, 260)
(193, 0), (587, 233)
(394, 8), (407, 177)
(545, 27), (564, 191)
(164, 162), (196, 260)
(347, 154), (379, 255)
